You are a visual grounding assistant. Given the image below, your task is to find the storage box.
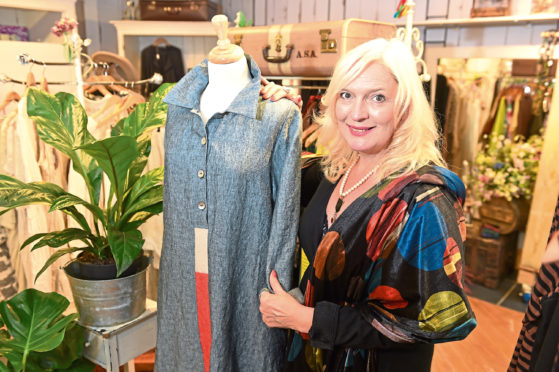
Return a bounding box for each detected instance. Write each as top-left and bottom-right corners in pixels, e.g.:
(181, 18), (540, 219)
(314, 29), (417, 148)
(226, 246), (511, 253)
(465, 230), (517, 289)
(140, 0), (220, 21)
(478, 197), (529, 235)
(227, 19), (396, 77)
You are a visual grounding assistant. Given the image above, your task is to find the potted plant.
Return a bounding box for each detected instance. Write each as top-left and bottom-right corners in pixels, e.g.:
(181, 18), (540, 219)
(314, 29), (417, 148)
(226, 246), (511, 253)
(0, 288), (95, 372)
(0, 83), (173, 326)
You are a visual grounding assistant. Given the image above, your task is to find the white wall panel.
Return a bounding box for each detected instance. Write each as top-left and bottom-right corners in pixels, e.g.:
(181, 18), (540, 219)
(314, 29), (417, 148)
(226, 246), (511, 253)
(506, 25), (533, 45)
(286, 0), (302, 24)
(94, 0), (555, 62)
(529, 23), (558, 44)
(254, 0), (266, 25)
(445, 28), (461, 47)
(412, 1), (427, 23)
(377, 1), (398, 23)
(299, 0), (313, 22)
(447, 0), (471, 19)
(427, 0), (449, 18)
(424, 28), (447, 44)
(220, 0), (235, 21)
(242, 0), (255, 24)
(314, 0), (329, 22)
(267, 0), (288, 25)
(344, 0), (360, 19)
(96, 0), (124, 54)
(329, 0), (345, 21)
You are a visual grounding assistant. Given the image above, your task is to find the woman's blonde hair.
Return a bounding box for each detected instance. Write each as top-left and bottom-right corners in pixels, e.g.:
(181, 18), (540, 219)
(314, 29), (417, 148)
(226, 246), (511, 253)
(316, 38), (445, 182)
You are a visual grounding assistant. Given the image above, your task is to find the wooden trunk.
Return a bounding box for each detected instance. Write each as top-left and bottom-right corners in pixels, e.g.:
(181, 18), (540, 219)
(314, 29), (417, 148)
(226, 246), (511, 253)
(478, 197), (530, 235)
(139, 0), (220, 21)
(228, 19), (396, 77)
(465, 225), (517, 289)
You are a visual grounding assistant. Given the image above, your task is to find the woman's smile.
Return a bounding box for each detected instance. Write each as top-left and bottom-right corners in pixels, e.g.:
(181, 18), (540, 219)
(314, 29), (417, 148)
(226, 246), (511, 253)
(346, 123), (376, 136)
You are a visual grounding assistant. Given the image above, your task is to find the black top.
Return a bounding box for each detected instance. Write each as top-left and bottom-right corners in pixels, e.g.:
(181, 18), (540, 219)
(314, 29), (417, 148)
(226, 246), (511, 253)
(140, 44), (185, 97)
(290, 177), (434, 372)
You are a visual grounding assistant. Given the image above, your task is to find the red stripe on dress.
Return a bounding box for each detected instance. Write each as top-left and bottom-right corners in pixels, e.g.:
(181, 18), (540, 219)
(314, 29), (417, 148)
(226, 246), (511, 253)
(196, 272), (211, 372)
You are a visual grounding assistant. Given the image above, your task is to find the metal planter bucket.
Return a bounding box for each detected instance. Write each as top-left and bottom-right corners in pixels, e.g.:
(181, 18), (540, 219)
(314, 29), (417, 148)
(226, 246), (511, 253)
(64, 255), (150, 327)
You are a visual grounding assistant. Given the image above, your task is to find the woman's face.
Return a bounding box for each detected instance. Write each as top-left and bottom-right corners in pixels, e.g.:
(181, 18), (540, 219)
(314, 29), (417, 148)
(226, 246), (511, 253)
(335, 62), (399, 159)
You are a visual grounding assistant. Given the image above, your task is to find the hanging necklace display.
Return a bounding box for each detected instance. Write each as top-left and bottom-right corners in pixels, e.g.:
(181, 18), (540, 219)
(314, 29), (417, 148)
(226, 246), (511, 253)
(332, 160), (381, 222)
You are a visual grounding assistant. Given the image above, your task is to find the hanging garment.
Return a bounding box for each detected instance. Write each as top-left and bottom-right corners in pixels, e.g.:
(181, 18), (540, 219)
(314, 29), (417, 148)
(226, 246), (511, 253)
(2, 112), (26, 291)
(0, 114), (19, 299)
(156, 55), (302, 372)
(138, 127), (164, 270)
(508, 262), (559, 372)
(0, 223), (17, 300)
(509, 197), (559, 372)
(141, 44), (185, 97)
(14, 97), (52, 292)
(287, 166), (477, 372)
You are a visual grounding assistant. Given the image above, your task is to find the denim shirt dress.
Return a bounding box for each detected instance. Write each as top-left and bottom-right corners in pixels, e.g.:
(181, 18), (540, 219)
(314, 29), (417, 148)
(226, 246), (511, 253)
(155, 55), (302, 372)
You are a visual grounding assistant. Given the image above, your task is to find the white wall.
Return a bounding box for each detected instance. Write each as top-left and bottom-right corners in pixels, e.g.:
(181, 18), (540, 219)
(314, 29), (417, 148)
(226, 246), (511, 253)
(84, 0), (556, 57)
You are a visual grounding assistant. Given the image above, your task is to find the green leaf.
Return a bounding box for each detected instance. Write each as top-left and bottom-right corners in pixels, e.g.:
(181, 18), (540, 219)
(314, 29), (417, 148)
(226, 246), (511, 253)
(84, 164), (103, 206)
(0, 289), (78, 370)
(129, 205), (162, 221)
(25, 321), (88, 371)
(57, 358), (95, 372)
(137, 137), (152, 158)
(31, 229), (92, 251)
(26, 89), (91, 157)
(107, 229), (144, 277)
(120, 186), (163, 225)
(0, 175), (66, 212)
(33, 247), (87, 283)
(0, 361), (9, 372)
(126, 156), (149, 193)
(26, 88), (102, 206)
(78, 136), (139, 207)
(50, 194), (105, 225)
(61, 206), (91, 234)
(20, 233), (48, 251)
(111, 83), (173, 138)
(124, 167), (163, 210)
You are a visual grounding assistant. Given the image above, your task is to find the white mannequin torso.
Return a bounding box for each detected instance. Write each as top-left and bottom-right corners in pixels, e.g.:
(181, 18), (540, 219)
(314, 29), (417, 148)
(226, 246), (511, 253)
(200, 57), (251, 123)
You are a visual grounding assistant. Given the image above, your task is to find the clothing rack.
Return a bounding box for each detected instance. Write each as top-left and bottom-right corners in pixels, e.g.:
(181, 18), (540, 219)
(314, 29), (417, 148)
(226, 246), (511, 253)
(264, 76), (330, 90)
(0, 72), (163, 87)
(17, 49), (86, 103)
(17, 53), (74, 66)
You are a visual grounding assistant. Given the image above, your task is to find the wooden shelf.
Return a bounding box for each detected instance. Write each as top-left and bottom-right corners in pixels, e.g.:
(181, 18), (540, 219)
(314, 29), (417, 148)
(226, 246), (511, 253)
(396, 13), (559, 28)
(110, 20), (215, 37)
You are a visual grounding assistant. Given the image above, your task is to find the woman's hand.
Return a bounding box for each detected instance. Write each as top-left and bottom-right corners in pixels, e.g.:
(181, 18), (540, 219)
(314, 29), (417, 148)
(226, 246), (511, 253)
(260, 77), (303, 110)
(259, 270), (314, 333)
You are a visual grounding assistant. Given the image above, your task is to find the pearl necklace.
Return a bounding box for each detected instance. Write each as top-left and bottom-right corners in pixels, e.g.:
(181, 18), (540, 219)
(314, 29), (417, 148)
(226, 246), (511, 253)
(332, 160), (381, 222)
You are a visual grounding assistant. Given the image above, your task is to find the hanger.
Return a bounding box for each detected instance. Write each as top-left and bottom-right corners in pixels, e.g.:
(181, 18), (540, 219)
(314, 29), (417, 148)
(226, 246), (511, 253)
(152, 37), (170, 47)
(26, 71), (36, 88)
(39, 62), (49, 92)
(0, 91), (21, 112)
(84, 74), (112, 97)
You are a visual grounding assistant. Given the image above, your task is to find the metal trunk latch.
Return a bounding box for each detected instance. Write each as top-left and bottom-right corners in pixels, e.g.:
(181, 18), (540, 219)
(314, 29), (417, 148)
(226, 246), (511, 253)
(233, 33), (243, 46)
(320, 29), (337, 53)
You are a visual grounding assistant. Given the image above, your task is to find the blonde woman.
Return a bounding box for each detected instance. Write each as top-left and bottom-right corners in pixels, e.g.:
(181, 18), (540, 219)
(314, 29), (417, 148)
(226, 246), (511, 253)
(259, 38), (477, 371)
